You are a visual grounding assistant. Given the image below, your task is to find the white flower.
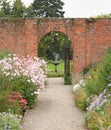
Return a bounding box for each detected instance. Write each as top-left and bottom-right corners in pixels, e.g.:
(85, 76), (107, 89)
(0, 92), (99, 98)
(31, 93), (34, 96)
(34, 91), (40, 95)
(27, 80), (31, 83)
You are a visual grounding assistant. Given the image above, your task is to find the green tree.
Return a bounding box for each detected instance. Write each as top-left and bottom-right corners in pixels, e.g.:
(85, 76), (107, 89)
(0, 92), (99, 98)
(0, 0), (11, 17)
(11, 0), (26, 17)
(93, 13), (111, 18)
(24, 5), (34, 17)
(0, 0), (34, 18)
(32, 0), (65, 17)
(38, 32), (72, 60)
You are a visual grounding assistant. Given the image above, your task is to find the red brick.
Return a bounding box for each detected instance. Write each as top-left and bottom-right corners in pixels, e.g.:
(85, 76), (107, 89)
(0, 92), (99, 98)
(0, 18), (111, 75)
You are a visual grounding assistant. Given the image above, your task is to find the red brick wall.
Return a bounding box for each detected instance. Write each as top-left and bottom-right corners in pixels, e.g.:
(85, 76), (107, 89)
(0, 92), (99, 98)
(0, 19), (37, 57)
(0, 18), (111, 74)
(85, 19), (111, 66)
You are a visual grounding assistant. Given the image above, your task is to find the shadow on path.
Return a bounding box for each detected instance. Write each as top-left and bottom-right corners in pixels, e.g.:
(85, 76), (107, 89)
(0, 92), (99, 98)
(22, 78), (87, 130)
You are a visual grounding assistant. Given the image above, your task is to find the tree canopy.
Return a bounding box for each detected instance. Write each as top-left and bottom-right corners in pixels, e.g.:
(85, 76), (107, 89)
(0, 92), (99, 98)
(0, 0), (65, 18)
(38, 32), (72, 60)
(32, 0), (65, 17)
(0, 0), (11, 17)
(11, 0), (26, 17)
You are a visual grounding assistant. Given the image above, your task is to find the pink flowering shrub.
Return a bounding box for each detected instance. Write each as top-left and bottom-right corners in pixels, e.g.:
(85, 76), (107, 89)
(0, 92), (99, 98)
(8, 92), (29, 114)
(0, 54), (46, 89)
(0, 54), (46, 108)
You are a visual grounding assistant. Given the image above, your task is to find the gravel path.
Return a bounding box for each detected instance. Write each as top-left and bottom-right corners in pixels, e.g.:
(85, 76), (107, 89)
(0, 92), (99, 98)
(22, 78), (87, 130)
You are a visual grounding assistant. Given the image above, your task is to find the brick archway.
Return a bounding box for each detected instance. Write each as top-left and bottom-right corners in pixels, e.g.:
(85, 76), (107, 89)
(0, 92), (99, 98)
(0, 18), (111, 82)
(38, 31), (72, 54)
(38, 31), (73, 83)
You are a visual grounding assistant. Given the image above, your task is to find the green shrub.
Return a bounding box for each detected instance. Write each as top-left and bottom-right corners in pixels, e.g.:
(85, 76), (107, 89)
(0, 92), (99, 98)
(0, 91), (11, 112)
(83, 47), (111, 130)
(85, 110), (100, 130)
(64, 75), (72, 85)
(0, 72), (9, 91)
(105, 102), (111, 115)
(0, 73), (37, 109)
(85, 47), (111, 95)
(85, 106), (111, 130)
(47, 71), (64, 77)
(74, 88), (87, 110)
(0, 91), (21, 114)
(85, 66), (103, 95)
(83, 64), (96, 76)
(0, 54), (46, 110)
(0, 111), (22, 130)
(10, 76), (38, 109)
(0, 50), (11, 60)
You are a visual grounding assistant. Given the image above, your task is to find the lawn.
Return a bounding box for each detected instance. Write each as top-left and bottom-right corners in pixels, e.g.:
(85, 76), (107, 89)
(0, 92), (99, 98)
(46, 60), (73, 78)
(47, 60), (64, 72)
(46, 60), (64, 77)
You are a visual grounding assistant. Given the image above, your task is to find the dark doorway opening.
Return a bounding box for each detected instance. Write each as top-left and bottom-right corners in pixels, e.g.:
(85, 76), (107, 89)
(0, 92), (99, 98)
(38, 31), (73, 84)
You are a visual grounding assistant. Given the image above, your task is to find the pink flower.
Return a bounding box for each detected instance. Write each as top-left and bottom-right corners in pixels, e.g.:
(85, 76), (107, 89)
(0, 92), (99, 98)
(16, 92), (22, 95)
(19, 99), (28, 105)
(17, 95), (22, 99)
(0, 54), (46, 89)
(8, 99), (15, 103)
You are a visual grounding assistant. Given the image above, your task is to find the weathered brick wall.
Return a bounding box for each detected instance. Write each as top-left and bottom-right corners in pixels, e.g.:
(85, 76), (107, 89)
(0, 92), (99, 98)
(85, 19), (111, 66)
(0, 18), (37, 57)
(0, 18), (111, 75)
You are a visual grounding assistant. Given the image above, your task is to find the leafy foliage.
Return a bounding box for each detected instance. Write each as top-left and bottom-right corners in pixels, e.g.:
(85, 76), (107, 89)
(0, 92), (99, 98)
(0, 0), (11, 17)
(85, 106), (111, 130)
(38, 32), (72, 60)
(32, 0), (65, 17)
(74, 88), (87, 110)
(10, 76), (37, 108)
(85, 47), (111, 95)
(64, 75), (72, 85)
(94, 13), (111, 18)
(79, 47), (111, 130)
(0, 0), (65, 18)
(0, 112), (22, 130)
(11, 0), (26, 17)
(0, 52), (46, 128)
(0, 50), (11, 60)
(0, 54), (46, 109)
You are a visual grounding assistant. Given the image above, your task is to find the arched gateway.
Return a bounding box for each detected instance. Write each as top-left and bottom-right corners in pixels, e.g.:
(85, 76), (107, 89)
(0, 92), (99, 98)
(0, 18), (111, 83)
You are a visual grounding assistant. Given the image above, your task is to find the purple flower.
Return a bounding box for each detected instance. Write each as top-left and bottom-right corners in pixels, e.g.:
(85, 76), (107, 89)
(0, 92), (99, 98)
(98, 93), (103, 99)
(88, 96), (101, 110)
(88, 101), (96, 110)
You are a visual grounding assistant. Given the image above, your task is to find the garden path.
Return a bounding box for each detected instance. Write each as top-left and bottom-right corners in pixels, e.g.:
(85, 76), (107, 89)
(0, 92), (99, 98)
(22, 78), (87, 130)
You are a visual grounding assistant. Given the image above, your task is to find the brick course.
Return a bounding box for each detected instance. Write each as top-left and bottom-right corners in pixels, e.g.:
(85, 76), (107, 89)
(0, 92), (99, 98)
(0, 18), (111, 75)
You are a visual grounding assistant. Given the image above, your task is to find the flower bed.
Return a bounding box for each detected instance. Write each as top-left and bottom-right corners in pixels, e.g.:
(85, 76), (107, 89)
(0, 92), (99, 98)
(0, 112), (22, 130)
(74, 47), (111, 130)
(0, 53), (46, 129)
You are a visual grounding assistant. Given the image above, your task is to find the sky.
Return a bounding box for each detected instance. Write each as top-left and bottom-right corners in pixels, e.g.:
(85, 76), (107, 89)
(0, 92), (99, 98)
(20, 0), (111, 18)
